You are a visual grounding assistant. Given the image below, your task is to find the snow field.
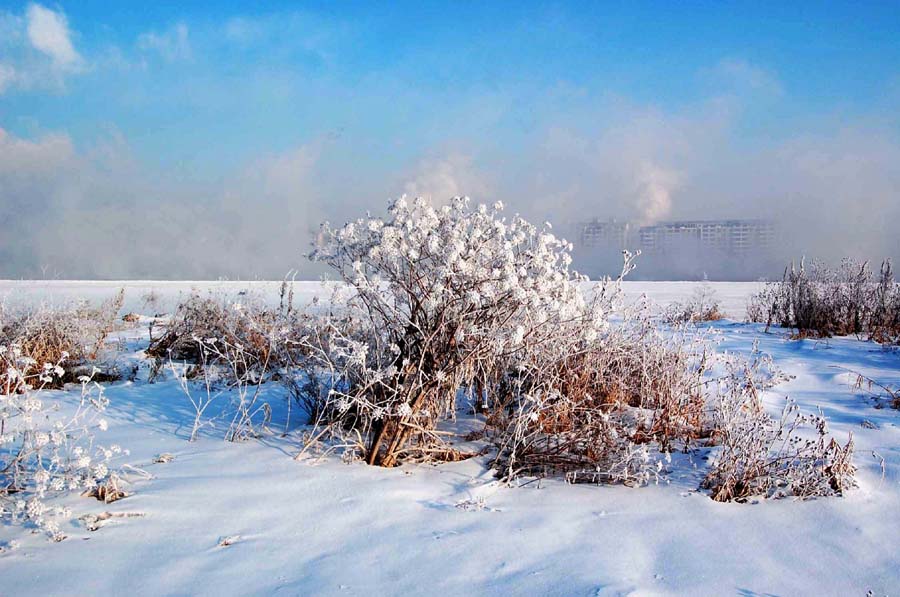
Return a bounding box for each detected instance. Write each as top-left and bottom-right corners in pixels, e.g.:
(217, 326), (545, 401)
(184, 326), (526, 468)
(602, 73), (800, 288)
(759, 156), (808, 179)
(0, 282), (897, 596)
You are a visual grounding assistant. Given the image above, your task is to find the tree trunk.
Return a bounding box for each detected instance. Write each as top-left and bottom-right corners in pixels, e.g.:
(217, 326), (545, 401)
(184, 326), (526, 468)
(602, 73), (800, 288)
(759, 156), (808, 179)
(366, 388), (430, 467)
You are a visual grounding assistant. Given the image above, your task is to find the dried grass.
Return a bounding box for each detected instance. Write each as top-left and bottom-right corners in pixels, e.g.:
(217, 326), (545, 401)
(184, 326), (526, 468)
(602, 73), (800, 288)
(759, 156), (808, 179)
(0, 290), (124, 388)
(748, 258), (900, 343)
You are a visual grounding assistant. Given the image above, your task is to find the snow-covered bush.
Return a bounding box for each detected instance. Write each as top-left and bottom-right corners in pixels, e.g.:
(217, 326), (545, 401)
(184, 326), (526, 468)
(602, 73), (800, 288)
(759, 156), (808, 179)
(871, 260), (900, 343)
(172, 334), (277, 442)
(163, 284), (308, 441)
(748, 258), (900, 343)
(297, 197), (856, 499)
(702, 351), (856, 501)
(1, 347), (123, 541)
(301, 196), (624, 467)
(488, 317), (713, 484)
(0, 291), (124, 388)
(301, 197), (715, 481)
(665, 282), (723, 324)
(149, 282), (305, 370)
(148, 292), (277, 365)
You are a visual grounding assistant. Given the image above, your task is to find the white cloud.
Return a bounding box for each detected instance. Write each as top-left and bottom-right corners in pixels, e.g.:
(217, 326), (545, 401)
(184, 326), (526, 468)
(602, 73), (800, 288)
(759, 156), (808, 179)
(403, 153), (488, 205)
(224, 17), (264, 45)
(0, 63), (16, 93)
(0, 127), (76, 175)
(632, 162), (681, 225)
(520, 94), (900, 264)
(0, 3), (83, 94)
(0, 126), (334, 278)
(516, 103), (720, 228)
(138, 23), (191, 62)
(708, 58), (783, 97)
(26, 3), (81, 67)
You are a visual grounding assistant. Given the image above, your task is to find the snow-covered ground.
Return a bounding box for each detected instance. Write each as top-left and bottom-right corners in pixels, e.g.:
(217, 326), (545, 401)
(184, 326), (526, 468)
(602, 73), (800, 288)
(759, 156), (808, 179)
(0, 279), (763, 320)
(2, 282), (899, 596)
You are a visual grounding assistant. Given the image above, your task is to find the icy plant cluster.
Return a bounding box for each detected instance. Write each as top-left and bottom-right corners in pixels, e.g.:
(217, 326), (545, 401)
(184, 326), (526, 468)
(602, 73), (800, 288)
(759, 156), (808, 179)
(294, 196), (857, 500)
(1, 347), (122, 541)
(159, 285), (310, 441)
(748, 257), (900, 342)
(486, 311), (716, 485)
(301, 196), (629, 467)
(147, 290), (293, 366)
(845, 369), (900, 411)
(702, 350), (856, 501)
(172, 332), (277, 442)
(665, 281), (724, 324)
(0, 291), (124, 388)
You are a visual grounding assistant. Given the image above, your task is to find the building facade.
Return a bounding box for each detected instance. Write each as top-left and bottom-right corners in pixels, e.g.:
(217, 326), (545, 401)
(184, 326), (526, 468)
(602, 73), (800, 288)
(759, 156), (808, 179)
(579, 218), (775, 255)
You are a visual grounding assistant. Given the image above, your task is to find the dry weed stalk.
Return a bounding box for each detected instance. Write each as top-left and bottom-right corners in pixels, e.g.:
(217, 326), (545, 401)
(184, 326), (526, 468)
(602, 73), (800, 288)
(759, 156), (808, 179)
(702, 353), (855, 501)
(748, 257), (900, 343)
(165, 282), (306, 441)
(488, 316), (713, 485)
(0, 290), (124, 388)
(836, 366), (900, 410)
(665, 282), (724, 324)
(1, 349), (125, 540)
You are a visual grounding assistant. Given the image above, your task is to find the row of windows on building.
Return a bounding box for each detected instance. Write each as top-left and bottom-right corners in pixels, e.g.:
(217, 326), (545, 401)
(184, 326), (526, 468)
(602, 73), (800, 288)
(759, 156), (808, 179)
(579, 219), (776, 254)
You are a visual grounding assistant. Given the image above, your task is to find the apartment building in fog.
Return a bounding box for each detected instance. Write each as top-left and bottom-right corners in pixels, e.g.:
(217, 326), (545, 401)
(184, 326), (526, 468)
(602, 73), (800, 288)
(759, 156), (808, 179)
(579, 218), (776, 255)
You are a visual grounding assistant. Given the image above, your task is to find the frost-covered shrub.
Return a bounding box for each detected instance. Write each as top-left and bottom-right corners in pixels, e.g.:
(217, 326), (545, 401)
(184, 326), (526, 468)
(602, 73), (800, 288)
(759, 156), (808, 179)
(298, 197), (856, 500)
(172, 333), (279, 442)
(0, 291), (124, 388)
(871, 260), (900, 343)
(300, 196), (624, 467)
(162, 283), (311, 441)
(748, 258), (900, 343)
(665, 282), (724, 324)
(149, 282), (303, 374)
(1, 347), (123, 541)
(149, 293), (271, 365)
(702, 352), (855, 501)
(299, 196), (718, 482)
(488, 317), (713, 484)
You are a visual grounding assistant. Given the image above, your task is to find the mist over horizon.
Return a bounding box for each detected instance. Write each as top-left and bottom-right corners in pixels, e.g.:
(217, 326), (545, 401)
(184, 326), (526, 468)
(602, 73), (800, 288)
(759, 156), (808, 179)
(1, 2), (898, 281)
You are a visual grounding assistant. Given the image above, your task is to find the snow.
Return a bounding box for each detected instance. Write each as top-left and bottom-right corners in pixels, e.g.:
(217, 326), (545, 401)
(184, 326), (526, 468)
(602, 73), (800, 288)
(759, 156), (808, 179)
(2, 282), (898, 596)
(0, 279), (763, 319)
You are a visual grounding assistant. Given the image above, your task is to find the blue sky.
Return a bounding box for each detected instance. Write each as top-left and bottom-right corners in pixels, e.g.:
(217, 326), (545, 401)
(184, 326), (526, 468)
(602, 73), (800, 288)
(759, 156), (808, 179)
(1, 1), (898, 278)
